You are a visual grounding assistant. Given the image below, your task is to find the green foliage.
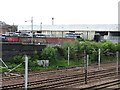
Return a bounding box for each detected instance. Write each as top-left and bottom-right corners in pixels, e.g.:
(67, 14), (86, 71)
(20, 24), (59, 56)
(3, 51), (40, 73)
(115, 43), (120, 51)
(28, 50), (39, 68)
(54, 46), (65, 59)
(9, 55), (24, 65)
(63, 40), (82, 59)
(101, 41), (117, 53)
(41, 46), (57, 62)
(13, 67), (24, 73)
(61, 40), (118, 63)
(2, 40), (119, 73)
(0, 68), (9, 73)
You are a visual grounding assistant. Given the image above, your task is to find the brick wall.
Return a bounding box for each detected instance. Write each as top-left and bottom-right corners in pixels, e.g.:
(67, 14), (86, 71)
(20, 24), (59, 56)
(2, 43), (46, 61)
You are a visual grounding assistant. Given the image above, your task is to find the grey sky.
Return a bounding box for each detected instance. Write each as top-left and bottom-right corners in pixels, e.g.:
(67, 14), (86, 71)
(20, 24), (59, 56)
(0, 0), (119, 25)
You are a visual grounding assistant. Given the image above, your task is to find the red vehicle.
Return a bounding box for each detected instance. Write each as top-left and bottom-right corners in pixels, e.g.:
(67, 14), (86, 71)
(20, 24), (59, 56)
(4, 36), (75, 44)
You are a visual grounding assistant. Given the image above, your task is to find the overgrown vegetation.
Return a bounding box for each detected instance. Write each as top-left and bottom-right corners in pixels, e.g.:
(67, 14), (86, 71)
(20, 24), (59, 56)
(1, 40), (120, 73)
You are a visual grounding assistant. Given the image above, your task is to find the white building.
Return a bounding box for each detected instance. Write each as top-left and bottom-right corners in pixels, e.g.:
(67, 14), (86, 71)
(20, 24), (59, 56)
(18, 24), (119, 43)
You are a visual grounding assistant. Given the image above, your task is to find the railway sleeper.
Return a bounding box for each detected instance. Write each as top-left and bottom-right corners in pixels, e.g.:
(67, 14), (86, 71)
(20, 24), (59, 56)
(2, 67), (116, 82)
(83, 79), (120, 90)
(88, 72), (117, 80)
(67, 75), (118, 88)
(28, 73), (117, 86)
(2, 71), (117, 89)
(29, 71), (115, 86)
(2, 68), (118, 89)
(37, 69), (116, 85)
(66, 77), (118, 89)
(31, 78), (85, 89)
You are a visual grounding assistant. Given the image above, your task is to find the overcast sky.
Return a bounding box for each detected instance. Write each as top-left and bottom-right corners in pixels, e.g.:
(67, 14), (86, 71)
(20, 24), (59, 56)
(0, 0), (119, 25)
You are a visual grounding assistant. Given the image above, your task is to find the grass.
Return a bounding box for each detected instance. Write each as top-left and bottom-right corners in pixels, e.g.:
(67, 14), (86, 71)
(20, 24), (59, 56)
(101, 55), (119, 63)
(1, 59), (84, 73)
(1, 56), (119, 74)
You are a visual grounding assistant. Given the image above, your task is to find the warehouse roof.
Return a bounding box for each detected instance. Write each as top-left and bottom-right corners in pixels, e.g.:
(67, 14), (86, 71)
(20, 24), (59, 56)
(18, 24), (118, 32)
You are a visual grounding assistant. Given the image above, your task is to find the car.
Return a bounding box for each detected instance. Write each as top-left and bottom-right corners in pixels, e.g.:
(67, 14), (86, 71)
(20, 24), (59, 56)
(34, 34), (46, 37)
(0, 34), (6, 42)
(65, 33), (80, 37)
(5, 32), (16, 36)
(20, 31), (33, 37)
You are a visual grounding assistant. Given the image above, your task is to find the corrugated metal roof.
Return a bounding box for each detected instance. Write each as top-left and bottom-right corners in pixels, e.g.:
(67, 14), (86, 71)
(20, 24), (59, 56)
(18, 24), (118, 31)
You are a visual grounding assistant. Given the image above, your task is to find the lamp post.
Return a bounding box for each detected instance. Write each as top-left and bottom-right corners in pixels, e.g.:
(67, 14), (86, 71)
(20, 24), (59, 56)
(31, 17), (33, 44)
(25, 17), (33, 44)
(40, 22), (42, 31)
(52, 17), (54, 25)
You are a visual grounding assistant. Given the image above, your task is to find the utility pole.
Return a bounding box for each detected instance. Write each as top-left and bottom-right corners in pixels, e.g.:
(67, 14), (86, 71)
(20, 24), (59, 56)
(25, 17), (33, 44)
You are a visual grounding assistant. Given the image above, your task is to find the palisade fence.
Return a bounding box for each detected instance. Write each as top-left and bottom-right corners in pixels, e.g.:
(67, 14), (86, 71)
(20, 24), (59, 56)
(1, 41), (120, 74)
(64, 48), (119, 66)
(108, 36), (120, 43)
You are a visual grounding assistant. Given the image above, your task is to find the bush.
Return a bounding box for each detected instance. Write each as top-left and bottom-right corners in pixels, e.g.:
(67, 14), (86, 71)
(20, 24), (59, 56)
(2, 40), (119, 73)
(101, 41), (116, 54)
(28, 51), (39, 68)
(8, 55), (24, 65)
(41, 46), (57, 63)
(115, 43), (120, 52)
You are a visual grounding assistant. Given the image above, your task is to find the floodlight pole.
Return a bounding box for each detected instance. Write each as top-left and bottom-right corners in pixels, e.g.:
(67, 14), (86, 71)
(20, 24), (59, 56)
(25, 17), (33, 44)
(25, 55), (28, 90)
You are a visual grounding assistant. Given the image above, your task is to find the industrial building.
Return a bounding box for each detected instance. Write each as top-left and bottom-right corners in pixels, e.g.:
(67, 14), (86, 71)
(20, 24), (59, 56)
(18, 24), (119, 43)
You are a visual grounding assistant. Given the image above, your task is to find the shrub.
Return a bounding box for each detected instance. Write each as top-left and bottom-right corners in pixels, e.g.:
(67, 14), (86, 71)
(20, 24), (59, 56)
(101, 41), (117, 55)
(41, 46), (57, 63)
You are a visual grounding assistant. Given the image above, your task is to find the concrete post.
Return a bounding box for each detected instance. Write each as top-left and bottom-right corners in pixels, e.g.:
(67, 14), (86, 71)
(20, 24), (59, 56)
(68, 47), (70, 66)
(98, 48), (101, 70)
(85, 55), (89, 84)
(116, 51), (119, 76)
(25, 55), (28, 90)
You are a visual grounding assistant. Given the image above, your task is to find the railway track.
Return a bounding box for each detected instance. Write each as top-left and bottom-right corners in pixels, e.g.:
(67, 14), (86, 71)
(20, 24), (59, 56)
(81, 79), (120, 90)
(2, 66), (82, 81)
(29, 70), (119, 89)
(2, 62), (118, 81)
(2, 67), (119, 89)
(2, 66), (115, 82)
